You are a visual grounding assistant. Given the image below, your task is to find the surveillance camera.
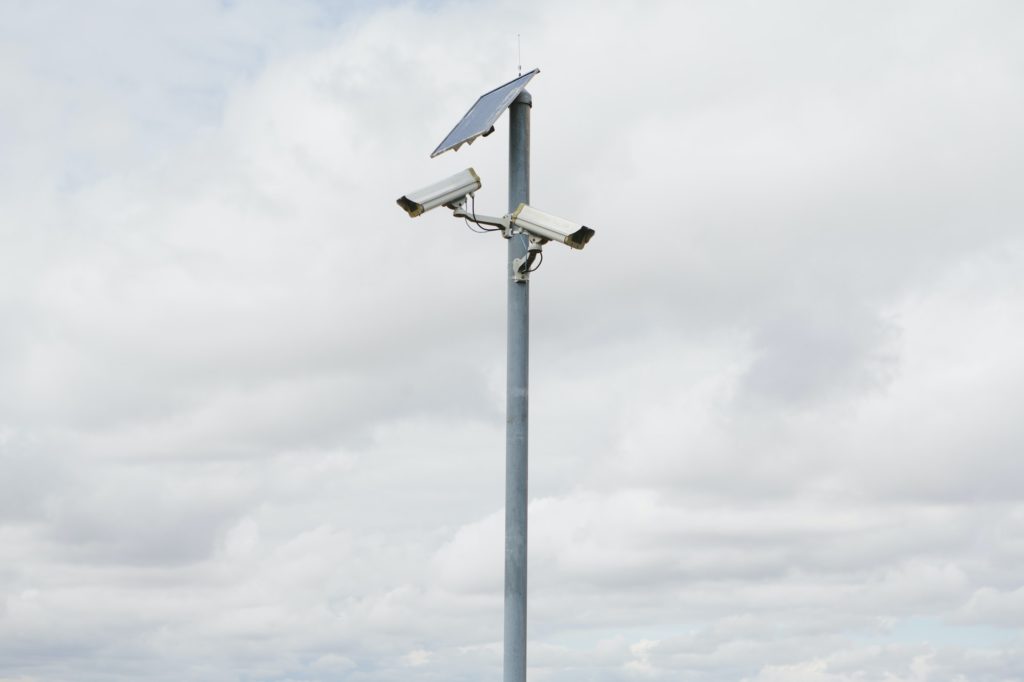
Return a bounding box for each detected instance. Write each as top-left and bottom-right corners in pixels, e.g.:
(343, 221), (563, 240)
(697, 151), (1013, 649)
(508, 203), (595, 250)
(397, 168), (482, 217)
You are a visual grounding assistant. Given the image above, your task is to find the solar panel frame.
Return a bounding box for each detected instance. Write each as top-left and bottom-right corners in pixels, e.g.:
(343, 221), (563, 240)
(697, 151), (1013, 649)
(430, 68), (540, 158)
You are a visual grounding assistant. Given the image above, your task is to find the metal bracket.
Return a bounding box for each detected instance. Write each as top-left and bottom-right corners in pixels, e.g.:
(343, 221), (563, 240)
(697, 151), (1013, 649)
(512, 238), (544, 282)
(448, 198), (541, 281)
(451, 198), (510, 231)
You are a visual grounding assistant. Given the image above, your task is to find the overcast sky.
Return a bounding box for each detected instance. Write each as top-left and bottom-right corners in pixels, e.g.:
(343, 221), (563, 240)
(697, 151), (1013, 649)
(2, 1), (1024, 680)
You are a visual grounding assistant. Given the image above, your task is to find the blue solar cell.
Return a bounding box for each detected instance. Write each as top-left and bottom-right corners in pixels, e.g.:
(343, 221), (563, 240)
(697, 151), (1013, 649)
(430, 69), (539, 158)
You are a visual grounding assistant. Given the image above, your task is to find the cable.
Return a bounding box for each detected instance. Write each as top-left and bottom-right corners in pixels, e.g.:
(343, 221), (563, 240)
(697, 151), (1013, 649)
(463, 193), (490, 233)
(464, 193), (500, 233)
(464, 215), (490, 233)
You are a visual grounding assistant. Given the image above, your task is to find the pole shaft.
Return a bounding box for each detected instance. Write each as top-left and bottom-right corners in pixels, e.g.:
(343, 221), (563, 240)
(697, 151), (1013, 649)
(504, 90), (531, 682)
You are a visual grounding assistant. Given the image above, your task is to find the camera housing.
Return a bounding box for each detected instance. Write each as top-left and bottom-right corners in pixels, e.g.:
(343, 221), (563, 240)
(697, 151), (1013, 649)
(508, 203), (595, 250)
(397, 168), (482, 217)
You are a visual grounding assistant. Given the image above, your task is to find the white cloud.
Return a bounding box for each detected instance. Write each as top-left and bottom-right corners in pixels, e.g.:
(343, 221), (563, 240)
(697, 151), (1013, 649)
(1, 1), (1023, 680)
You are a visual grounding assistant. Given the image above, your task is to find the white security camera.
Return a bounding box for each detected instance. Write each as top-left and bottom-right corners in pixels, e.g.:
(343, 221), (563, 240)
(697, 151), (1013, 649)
(397, 167), (482, 217)
(508, 203), (595, 250)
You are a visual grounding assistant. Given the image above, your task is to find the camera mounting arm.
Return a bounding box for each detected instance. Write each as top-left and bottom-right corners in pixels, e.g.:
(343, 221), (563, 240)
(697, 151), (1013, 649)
(449, 199), (545, 282)
(450, 200), (510, 231)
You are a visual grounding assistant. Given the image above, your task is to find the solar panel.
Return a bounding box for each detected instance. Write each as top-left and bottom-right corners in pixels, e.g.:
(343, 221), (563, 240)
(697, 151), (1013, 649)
(430, 69), (540, 158)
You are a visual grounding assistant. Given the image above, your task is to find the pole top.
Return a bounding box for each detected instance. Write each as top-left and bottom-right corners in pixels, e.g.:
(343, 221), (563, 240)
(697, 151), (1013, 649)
(513, 90), (532, 107)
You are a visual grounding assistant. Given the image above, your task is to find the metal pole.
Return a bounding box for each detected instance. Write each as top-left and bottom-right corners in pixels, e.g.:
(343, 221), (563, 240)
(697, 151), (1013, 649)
(504, 90), (531, 682)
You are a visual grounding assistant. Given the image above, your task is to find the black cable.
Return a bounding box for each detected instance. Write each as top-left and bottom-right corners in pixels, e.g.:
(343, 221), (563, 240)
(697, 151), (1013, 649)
(464, 215), (490, 233)
(468, 193), (500, 233)
(463, 193), (491, 233)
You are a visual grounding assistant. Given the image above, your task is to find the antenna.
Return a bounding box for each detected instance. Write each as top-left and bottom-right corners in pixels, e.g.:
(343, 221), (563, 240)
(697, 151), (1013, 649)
(517, 33), (521, 76)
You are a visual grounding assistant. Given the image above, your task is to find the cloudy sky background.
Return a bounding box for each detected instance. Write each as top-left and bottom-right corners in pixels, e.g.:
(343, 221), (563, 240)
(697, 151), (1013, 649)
(2, 1), (1024, 680)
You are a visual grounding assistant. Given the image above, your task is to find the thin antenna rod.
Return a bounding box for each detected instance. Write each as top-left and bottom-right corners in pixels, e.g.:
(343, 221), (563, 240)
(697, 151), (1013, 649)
(517, 34), (521, 76)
